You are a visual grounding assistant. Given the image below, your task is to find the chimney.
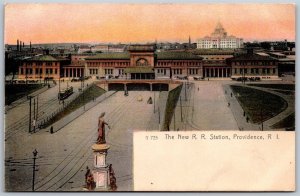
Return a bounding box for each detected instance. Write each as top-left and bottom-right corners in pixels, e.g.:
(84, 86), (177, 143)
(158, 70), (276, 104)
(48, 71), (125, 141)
(30, 41), (32, 50)
(20, 41), (22, 51)
(17, 39), (19, 51)
(23, 42), (25, 48)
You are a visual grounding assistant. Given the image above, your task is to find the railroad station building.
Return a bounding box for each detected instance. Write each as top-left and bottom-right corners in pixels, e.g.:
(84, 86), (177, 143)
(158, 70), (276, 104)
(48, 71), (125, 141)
(16, 45), (279, 81)
(84, 44), (204, 79)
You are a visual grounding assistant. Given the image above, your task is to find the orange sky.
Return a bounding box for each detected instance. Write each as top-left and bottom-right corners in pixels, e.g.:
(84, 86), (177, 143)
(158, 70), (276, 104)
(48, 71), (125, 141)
(5, 3), (295, 44)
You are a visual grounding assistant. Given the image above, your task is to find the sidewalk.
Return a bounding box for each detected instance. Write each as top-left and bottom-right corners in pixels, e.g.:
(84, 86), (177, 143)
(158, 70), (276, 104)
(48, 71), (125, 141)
(223, 84), (261, 131)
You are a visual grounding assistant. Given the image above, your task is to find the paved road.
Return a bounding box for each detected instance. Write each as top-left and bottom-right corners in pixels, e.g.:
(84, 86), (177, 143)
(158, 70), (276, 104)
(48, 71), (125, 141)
(171, 81), (239, 131)
(5, 91), (156, 191)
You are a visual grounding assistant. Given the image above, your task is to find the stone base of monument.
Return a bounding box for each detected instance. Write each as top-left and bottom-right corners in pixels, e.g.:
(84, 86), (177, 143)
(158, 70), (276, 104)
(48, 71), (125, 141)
(91, 143), (111, 191)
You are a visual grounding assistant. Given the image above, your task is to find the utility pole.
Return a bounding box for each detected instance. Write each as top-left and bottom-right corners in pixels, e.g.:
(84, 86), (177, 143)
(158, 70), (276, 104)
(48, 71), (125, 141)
(83, 69), (85, 111)
(158, 107), (161, 131)
(58, 76), (61, 104)
(36, 95), (39, 121)
(153, 91), (156, 113)
(261, 93), (264, 131)
(33, 98), (36, 121)
(184, 82), (187, 101)
(28, 96), (32, 133)
(33, 98), (36, 133)
(173, 110), (176, 131)
(180, 96), (183, 122)
(32, 149), (38, 191)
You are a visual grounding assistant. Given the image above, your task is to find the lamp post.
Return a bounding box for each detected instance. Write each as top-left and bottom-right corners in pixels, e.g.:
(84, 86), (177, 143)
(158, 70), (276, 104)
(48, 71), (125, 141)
(32, 149), (38, 191)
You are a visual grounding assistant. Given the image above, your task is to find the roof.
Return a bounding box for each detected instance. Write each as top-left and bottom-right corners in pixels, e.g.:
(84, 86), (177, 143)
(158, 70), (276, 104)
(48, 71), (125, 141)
(85, 52), (130, 60)
(25, 55), (68, 61)
(156, 51), (203, 60)
(269, 52), (286, 56)
(227, 53), (276, 61)
(256, 52), (270, 56)
(128, 44), (156, 51)
(124, 67), (155, 74)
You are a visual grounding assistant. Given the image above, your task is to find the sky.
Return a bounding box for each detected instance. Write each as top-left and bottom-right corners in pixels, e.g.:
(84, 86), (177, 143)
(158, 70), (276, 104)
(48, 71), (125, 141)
(4, 3), (295, 44)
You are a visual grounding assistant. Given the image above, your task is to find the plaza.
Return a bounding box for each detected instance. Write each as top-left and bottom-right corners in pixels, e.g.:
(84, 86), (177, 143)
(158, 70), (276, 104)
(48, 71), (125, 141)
(5, 73), (295, 191)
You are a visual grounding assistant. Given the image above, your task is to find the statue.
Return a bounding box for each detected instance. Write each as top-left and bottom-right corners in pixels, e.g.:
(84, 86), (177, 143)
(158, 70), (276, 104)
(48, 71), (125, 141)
(97, 112), (110, 144)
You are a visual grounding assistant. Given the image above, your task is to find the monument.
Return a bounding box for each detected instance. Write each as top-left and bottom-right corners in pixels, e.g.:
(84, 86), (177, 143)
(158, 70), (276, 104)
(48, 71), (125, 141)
(85, 112), (117, 191)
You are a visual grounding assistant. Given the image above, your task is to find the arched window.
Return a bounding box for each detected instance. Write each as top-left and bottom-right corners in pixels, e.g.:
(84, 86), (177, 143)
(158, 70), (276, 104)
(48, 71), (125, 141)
(136, 58), (149, 66)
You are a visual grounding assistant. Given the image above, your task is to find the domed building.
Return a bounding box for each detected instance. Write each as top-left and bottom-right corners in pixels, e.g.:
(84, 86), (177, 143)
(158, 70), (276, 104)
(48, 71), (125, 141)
(197, 22), (243, 49)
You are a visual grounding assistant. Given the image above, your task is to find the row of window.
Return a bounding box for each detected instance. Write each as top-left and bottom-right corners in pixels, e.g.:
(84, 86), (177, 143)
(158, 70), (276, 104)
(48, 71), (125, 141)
(87, 62), (130, 67)
(105, 69), (113, 75)
(157, 62), (200, 67)
(24, 62), (58, 66)
(20, 68), (58, 75)
(233, 68), (276, 74)
(173, 69), (182, 74)
(234, 61), (274, 66)
(87, 61), (201, 67)
(157, 69), (167, 75)
(188, 69), (198, 75)
(89, 69), (98, 75)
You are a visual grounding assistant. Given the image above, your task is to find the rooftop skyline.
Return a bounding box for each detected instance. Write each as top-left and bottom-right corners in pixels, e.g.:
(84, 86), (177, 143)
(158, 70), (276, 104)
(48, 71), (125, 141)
(5, 4), (295, 44)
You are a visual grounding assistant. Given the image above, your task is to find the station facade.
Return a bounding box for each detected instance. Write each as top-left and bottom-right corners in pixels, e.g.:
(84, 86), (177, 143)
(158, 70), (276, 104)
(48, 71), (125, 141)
(16, 45), (279, 81)
(84, 45), (204, 79)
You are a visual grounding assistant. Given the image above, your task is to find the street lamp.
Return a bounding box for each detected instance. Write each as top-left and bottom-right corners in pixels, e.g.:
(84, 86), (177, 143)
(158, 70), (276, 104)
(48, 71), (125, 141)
(32, 149), (38, 191)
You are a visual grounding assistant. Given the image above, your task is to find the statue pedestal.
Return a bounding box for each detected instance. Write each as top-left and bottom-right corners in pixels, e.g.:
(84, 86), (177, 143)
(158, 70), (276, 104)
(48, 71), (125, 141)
(91, 144), (110, 190)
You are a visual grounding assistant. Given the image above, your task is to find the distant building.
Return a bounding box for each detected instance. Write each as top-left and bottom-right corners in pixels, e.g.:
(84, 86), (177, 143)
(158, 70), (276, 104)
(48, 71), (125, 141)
(197, 22), (243, 49)
(18, 55), (70, 80)
(226, 49), (278, 79)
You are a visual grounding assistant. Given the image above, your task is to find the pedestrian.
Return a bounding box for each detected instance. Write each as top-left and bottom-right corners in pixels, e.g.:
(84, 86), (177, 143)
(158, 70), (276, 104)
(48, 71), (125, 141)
(231, 92), (232, 97)
(227, 102), (230, 107)
(208, 78), (209, 81)
(243, 111), (246, 117)
(198, 87), (199, 91)
(50, 126), (54, 134)
(246, 116), (249, 123)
